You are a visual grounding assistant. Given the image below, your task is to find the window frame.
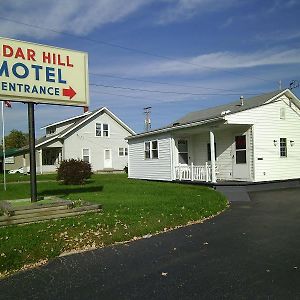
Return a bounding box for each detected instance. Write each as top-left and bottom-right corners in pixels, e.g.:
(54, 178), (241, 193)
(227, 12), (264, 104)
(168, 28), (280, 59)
(118, 147), (128, 157)
(280, 138), (287, 157)
(95, 123), (110, 137)
(82, 148), (90, 163)
(144, 140), (159, 160)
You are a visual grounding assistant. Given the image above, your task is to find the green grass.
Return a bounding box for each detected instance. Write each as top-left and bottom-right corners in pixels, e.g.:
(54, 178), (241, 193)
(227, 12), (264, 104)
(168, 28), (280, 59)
(0, 174), (228, 277)
(0, 173), (56, 183)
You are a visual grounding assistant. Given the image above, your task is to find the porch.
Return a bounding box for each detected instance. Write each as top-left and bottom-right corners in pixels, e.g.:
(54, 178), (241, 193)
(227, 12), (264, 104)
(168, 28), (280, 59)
(171, 122), (253, 183)
(175, 163), (216, 182)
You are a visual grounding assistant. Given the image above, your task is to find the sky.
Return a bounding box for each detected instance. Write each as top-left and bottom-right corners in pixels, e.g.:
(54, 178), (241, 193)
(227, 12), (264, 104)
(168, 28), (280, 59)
(0, 0), (300, 137)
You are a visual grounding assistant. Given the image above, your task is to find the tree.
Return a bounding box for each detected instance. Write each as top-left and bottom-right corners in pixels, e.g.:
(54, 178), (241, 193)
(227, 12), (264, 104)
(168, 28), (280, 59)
(3, 130), (29, 149)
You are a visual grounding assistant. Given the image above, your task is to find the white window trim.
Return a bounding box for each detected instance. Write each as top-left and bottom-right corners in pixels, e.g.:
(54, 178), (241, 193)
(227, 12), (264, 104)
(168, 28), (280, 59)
(82, 148), (91, 163)
(144, 140), (159, 160)
(279, 137), (287, 158)
(118, 147), (128, 157)
(95, 123), (102, 137)
(95, 123), (110, 137)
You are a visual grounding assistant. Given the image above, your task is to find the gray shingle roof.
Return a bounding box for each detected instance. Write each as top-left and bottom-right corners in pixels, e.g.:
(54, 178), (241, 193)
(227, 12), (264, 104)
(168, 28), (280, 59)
(173, 90), (283, 126)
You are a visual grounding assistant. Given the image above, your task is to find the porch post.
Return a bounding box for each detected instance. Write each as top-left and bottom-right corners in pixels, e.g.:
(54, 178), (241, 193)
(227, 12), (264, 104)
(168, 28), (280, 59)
(210, 131), (216, 183)
(191, 162), (194, 181)
(39, 150), (43, 174)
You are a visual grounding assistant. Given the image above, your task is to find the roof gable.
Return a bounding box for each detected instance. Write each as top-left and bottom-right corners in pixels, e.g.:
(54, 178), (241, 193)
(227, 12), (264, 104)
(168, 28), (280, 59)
(173, 90), (286, 126)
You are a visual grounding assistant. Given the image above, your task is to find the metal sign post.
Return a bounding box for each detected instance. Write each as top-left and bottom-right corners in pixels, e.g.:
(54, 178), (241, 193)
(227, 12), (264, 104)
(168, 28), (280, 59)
(28, 103), (37, 202)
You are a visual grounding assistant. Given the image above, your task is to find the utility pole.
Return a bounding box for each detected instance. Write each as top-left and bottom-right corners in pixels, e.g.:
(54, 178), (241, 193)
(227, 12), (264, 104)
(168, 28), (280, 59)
(279, 80), (282, 90)
(144, 106), (151, 132)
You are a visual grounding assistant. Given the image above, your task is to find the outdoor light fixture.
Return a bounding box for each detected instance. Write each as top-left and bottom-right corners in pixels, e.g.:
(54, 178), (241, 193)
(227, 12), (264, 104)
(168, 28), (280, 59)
(290, 140), (295, 147)
(273, 140), (278, 146)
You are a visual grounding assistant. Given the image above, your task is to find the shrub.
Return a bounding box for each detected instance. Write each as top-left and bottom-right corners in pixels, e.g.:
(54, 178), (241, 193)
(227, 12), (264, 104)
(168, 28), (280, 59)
(57, 159), (92, 185)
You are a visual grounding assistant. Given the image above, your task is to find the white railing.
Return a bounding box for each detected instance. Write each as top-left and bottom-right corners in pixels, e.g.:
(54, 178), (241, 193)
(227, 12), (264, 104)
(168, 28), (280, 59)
(175, 163), (216, 182)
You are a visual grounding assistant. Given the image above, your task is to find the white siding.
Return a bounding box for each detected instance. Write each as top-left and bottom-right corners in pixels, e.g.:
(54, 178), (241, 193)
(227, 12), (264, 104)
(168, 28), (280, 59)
(63, 111), (130, 171)
(226, 96), (300, 181)
(128, 134), (172, 181)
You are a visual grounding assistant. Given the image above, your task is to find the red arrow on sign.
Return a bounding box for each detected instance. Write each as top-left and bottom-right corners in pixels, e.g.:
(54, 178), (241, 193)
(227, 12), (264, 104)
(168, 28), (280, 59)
(63, 86), (76, 99)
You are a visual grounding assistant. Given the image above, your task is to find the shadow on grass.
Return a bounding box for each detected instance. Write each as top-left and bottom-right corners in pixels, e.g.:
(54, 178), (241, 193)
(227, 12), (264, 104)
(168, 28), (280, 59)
(38, 185), (103, 197)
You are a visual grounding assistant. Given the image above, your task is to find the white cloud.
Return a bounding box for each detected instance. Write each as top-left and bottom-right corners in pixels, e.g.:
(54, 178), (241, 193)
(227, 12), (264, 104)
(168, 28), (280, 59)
(0, 0), (150, 39)
(92, 48), (300, 77)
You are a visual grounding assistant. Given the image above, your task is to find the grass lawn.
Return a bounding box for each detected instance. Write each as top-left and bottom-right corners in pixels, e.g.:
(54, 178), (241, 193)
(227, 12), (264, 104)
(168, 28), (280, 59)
(0, 173), (56, 183)
(0, 173), (228, 277)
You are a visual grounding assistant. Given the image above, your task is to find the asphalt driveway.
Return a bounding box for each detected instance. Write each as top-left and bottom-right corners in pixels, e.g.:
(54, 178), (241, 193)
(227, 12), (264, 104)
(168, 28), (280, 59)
(0, 187), (299, 299)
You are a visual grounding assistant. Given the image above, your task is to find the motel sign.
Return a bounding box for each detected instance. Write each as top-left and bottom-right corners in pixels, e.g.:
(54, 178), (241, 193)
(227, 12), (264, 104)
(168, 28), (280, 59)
(0, 37), (89, 106)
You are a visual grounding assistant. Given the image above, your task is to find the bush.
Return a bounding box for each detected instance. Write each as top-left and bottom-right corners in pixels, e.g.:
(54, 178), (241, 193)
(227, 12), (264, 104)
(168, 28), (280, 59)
(57, 159), (92, 185)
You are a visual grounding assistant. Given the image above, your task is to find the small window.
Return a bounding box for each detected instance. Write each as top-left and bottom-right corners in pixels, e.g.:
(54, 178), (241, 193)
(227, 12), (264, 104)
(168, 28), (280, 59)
(46, 126), (56, 134)
(119, 148), (124, 156)
(280, 138), (287, 157)
(103, 124), (109, 137)
(119, 147), (129, 157)
(95, 123), (102, 136)
(178, 140), (188, 164)
(280, 108), (286, 120)
(145, 142), (151, 159)
(145, 141), (158, 159)
(235, 135), (247, 164)
(95, 123), (109, 137)
(152, 141), (158, 159)
(82, 148), (90, 163)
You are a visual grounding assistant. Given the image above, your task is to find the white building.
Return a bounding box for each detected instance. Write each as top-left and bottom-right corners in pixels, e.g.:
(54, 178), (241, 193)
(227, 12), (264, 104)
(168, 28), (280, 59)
(127, 89), (300, 183)
(7, 107), (135, 173)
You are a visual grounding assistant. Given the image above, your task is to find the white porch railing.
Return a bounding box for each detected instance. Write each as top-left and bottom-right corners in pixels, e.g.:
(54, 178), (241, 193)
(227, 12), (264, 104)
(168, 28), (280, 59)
(175, 163), (215, 182)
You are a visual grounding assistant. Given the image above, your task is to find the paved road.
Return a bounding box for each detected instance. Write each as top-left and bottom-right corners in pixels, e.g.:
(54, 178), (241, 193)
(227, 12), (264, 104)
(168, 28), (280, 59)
(1, 187), (299, 299)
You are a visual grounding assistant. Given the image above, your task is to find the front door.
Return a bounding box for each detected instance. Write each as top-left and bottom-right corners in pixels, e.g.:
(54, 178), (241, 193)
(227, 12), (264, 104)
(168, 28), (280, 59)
(177, 139), (189, 165)
(104, 149), (112, 169)
(232, 135), (249, 180)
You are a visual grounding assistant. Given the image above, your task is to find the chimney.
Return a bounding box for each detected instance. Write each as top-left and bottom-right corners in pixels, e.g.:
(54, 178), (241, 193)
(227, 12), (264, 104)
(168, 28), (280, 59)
(84, 106), (89, 113)
(240, 96), (244, 106)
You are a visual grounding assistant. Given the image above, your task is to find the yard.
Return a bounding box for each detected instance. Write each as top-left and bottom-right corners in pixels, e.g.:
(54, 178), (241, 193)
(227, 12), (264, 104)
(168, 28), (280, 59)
(0, 173), (228, 277)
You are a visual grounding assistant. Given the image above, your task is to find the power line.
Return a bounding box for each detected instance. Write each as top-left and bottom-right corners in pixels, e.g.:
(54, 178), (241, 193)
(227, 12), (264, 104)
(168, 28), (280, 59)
(0, 15), (277, 85)
(90, 72), (265, 94)
(89, 82), (258, 96)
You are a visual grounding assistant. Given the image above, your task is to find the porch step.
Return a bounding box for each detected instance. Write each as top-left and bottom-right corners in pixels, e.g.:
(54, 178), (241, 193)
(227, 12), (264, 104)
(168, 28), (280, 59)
(0, 203), (102, 226)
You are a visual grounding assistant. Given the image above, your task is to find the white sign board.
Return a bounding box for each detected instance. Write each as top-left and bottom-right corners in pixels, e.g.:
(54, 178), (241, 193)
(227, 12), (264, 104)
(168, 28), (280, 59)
(0, 37), (89, 106)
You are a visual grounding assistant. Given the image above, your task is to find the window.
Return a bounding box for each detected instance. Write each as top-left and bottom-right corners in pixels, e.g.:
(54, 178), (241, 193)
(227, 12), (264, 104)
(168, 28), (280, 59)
(178, 139), (188, 164)
(95, 123), (109, 137)
(145, 142), (151, 159)
(95, 123), (102, 136)
(280, 108), (286, 120)
(119, 147), (128, 157)
(103, 124), (109, 136)
(82, 148), (90, 163)
(46, 126), (56, 134)
(152, 141), (158, 159)
(207, 143), (217, 161)
(280, 138), (287, 157)
(145, 141), (159, 159)
(235, 135), (246, 164)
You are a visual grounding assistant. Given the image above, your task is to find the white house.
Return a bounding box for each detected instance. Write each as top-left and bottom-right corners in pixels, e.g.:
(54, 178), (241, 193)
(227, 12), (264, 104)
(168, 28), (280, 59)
(7, 107), (135, 173)
(127, 89), (300, 183)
